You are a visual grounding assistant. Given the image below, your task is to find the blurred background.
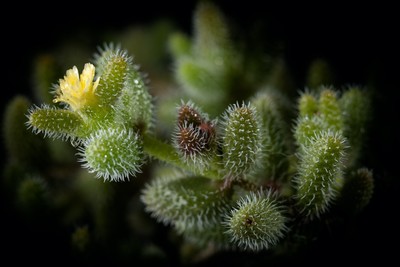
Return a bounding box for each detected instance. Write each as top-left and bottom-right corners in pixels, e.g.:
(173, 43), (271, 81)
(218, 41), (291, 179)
(2, 1), (399, 266)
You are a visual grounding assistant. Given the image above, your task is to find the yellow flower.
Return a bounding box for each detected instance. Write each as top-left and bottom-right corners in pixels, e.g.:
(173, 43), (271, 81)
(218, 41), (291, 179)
(54, 63), (100, 111)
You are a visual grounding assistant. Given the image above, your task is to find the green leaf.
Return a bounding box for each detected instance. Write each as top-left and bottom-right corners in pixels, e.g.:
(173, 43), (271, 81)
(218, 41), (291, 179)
(294, 132), (347, 218)
(221, 102), (263, 178)
(224, 190), (287, 251)
(27, 105), (85, 140)
(339, 86), (372, 166)
(95, 45), (131, 106)
(114, 70), (153, 132)
(79, 127), (143, 181)
(141, 176), (229, 232)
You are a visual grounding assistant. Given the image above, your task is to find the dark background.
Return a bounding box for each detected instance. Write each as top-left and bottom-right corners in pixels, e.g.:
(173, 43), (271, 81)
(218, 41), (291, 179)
(2, 1), (399, 266)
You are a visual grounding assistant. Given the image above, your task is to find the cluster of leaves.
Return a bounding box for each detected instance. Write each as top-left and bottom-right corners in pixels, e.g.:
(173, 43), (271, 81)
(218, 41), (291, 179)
(2, 1), (374, 264)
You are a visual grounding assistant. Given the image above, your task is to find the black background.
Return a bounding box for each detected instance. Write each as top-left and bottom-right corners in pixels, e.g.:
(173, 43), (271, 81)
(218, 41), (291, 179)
(2, 1), (399, 266)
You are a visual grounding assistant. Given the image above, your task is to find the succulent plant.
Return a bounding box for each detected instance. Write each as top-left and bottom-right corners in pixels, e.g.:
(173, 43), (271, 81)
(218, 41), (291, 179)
(2, 1), (379, 265)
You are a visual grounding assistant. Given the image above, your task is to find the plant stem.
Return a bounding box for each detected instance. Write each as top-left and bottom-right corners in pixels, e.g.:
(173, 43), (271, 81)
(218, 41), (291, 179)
(143, 134), (223, 180)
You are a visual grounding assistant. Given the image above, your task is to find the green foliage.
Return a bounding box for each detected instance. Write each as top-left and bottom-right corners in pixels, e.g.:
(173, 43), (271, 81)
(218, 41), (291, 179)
(3, 96), (48, 167)
(306, 58), (334, 89)
(95, 47), (130, 106)
(2, 1), (377, 264)
(17, 176), (48, 213)
(114, 70), (153, 132)
(294, 132), (347, 218)
(339, 86), (372, 166)
(27, 106), (85, 140)
(339, 168), (374, 215)
(221, 102), (262, 178)
(141, 175), (229, 233)
(318, 88), (343, 132)
(225, 190), (287, 251)
(171, 1), (250, 117)
(298, 92), (318, 117)
(168, 32), (191, 58)
(26, 45), (152, 181)
(251, 90), (291, 182)
(79, 127), (143, 181)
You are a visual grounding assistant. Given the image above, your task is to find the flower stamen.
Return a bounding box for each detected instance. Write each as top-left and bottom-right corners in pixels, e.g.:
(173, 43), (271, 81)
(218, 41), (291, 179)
(53, 63), (100, 111)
